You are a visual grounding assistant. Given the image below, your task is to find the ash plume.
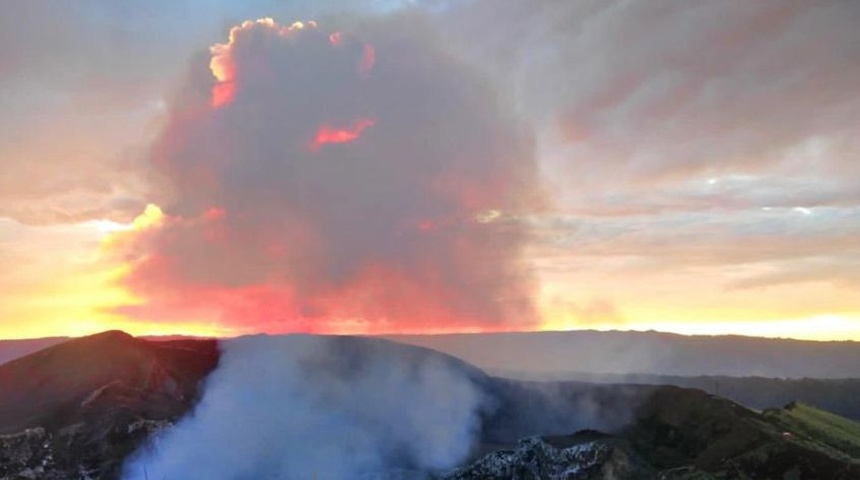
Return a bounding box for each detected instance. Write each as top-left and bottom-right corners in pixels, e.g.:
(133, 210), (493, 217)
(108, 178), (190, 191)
(121, 335), (488, 480)
(114, 15), (543, 334)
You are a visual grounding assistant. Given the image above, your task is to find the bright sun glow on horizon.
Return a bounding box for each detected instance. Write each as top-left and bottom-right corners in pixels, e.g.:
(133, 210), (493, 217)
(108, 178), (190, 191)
(2, 202), (859, 342)
(5, 318), (860, 342)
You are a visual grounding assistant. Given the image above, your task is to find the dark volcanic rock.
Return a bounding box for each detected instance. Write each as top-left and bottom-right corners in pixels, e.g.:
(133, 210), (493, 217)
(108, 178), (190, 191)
(0, 428), (54, 479)
(445, 432), (654, 480)
(0, 421), (171, 480)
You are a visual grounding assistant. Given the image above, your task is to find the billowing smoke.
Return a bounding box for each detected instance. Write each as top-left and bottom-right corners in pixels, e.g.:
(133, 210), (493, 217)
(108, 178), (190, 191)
(122, 335), (488, 479)
(114, 15), (542, 334)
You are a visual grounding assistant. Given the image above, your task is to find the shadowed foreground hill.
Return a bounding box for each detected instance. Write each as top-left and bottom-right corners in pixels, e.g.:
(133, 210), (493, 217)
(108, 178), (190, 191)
(0, 331), (218, 478)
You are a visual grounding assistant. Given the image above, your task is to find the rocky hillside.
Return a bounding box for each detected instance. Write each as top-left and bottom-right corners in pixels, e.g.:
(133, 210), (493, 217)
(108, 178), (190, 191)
(0, 331), (218, 479)
(448, 387), (860, 479)
(447, 431), (654, 480)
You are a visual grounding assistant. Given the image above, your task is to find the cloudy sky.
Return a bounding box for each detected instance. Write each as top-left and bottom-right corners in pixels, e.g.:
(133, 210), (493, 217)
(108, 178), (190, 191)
(1, 0), (858, 340)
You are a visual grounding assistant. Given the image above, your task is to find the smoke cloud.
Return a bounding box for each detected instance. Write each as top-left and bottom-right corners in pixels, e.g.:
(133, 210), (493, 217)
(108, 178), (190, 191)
(121, 335), (487, 480)
(114, 15), (542, 333)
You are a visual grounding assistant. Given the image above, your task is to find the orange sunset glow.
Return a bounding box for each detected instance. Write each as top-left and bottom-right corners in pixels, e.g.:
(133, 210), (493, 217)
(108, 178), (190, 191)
(1, 3), (859, 342)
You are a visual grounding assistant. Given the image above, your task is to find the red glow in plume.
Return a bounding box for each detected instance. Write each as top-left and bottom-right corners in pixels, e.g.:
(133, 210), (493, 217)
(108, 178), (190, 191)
(311, 118), (375, 151)
(359, 43), (376, 76)
(211, 82), (236, 108)
(114, 17), (542, 335)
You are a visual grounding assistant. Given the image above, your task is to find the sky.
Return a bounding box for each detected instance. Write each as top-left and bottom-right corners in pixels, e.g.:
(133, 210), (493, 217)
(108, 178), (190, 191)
(1, 0), (858, 340)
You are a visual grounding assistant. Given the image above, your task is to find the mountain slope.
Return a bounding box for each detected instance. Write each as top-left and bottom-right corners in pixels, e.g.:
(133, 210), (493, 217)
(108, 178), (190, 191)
(763, 401), (860, 462)
(0, 331), (218, 479)
(504, 372), (860, 422)
(450, 387), (860, 479)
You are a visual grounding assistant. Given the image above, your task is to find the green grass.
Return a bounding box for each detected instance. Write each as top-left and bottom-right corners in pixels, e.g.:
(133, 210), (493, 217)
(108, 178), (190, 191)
(763, 402), (860, 462)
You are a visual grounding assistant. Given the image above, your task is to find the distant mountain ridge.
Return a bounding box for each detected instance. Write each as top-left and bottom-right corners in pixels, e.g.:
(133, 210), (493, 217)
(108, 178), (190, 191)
(0, 337), (67, 366)
(5, 330), (860, 378)
(385, 330), (860, 378)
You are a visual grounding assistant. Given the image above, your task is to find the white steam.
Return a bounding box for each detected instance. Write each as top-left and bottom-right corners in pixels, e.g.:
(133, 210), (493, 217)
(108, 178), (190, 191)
(122, 335), (486, 480)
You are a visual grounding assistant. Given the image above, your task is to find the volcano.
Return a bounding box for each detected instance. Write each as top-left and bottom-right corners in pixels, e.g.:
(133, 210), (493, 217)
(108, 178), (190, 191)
(1, 332), (859, 479)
